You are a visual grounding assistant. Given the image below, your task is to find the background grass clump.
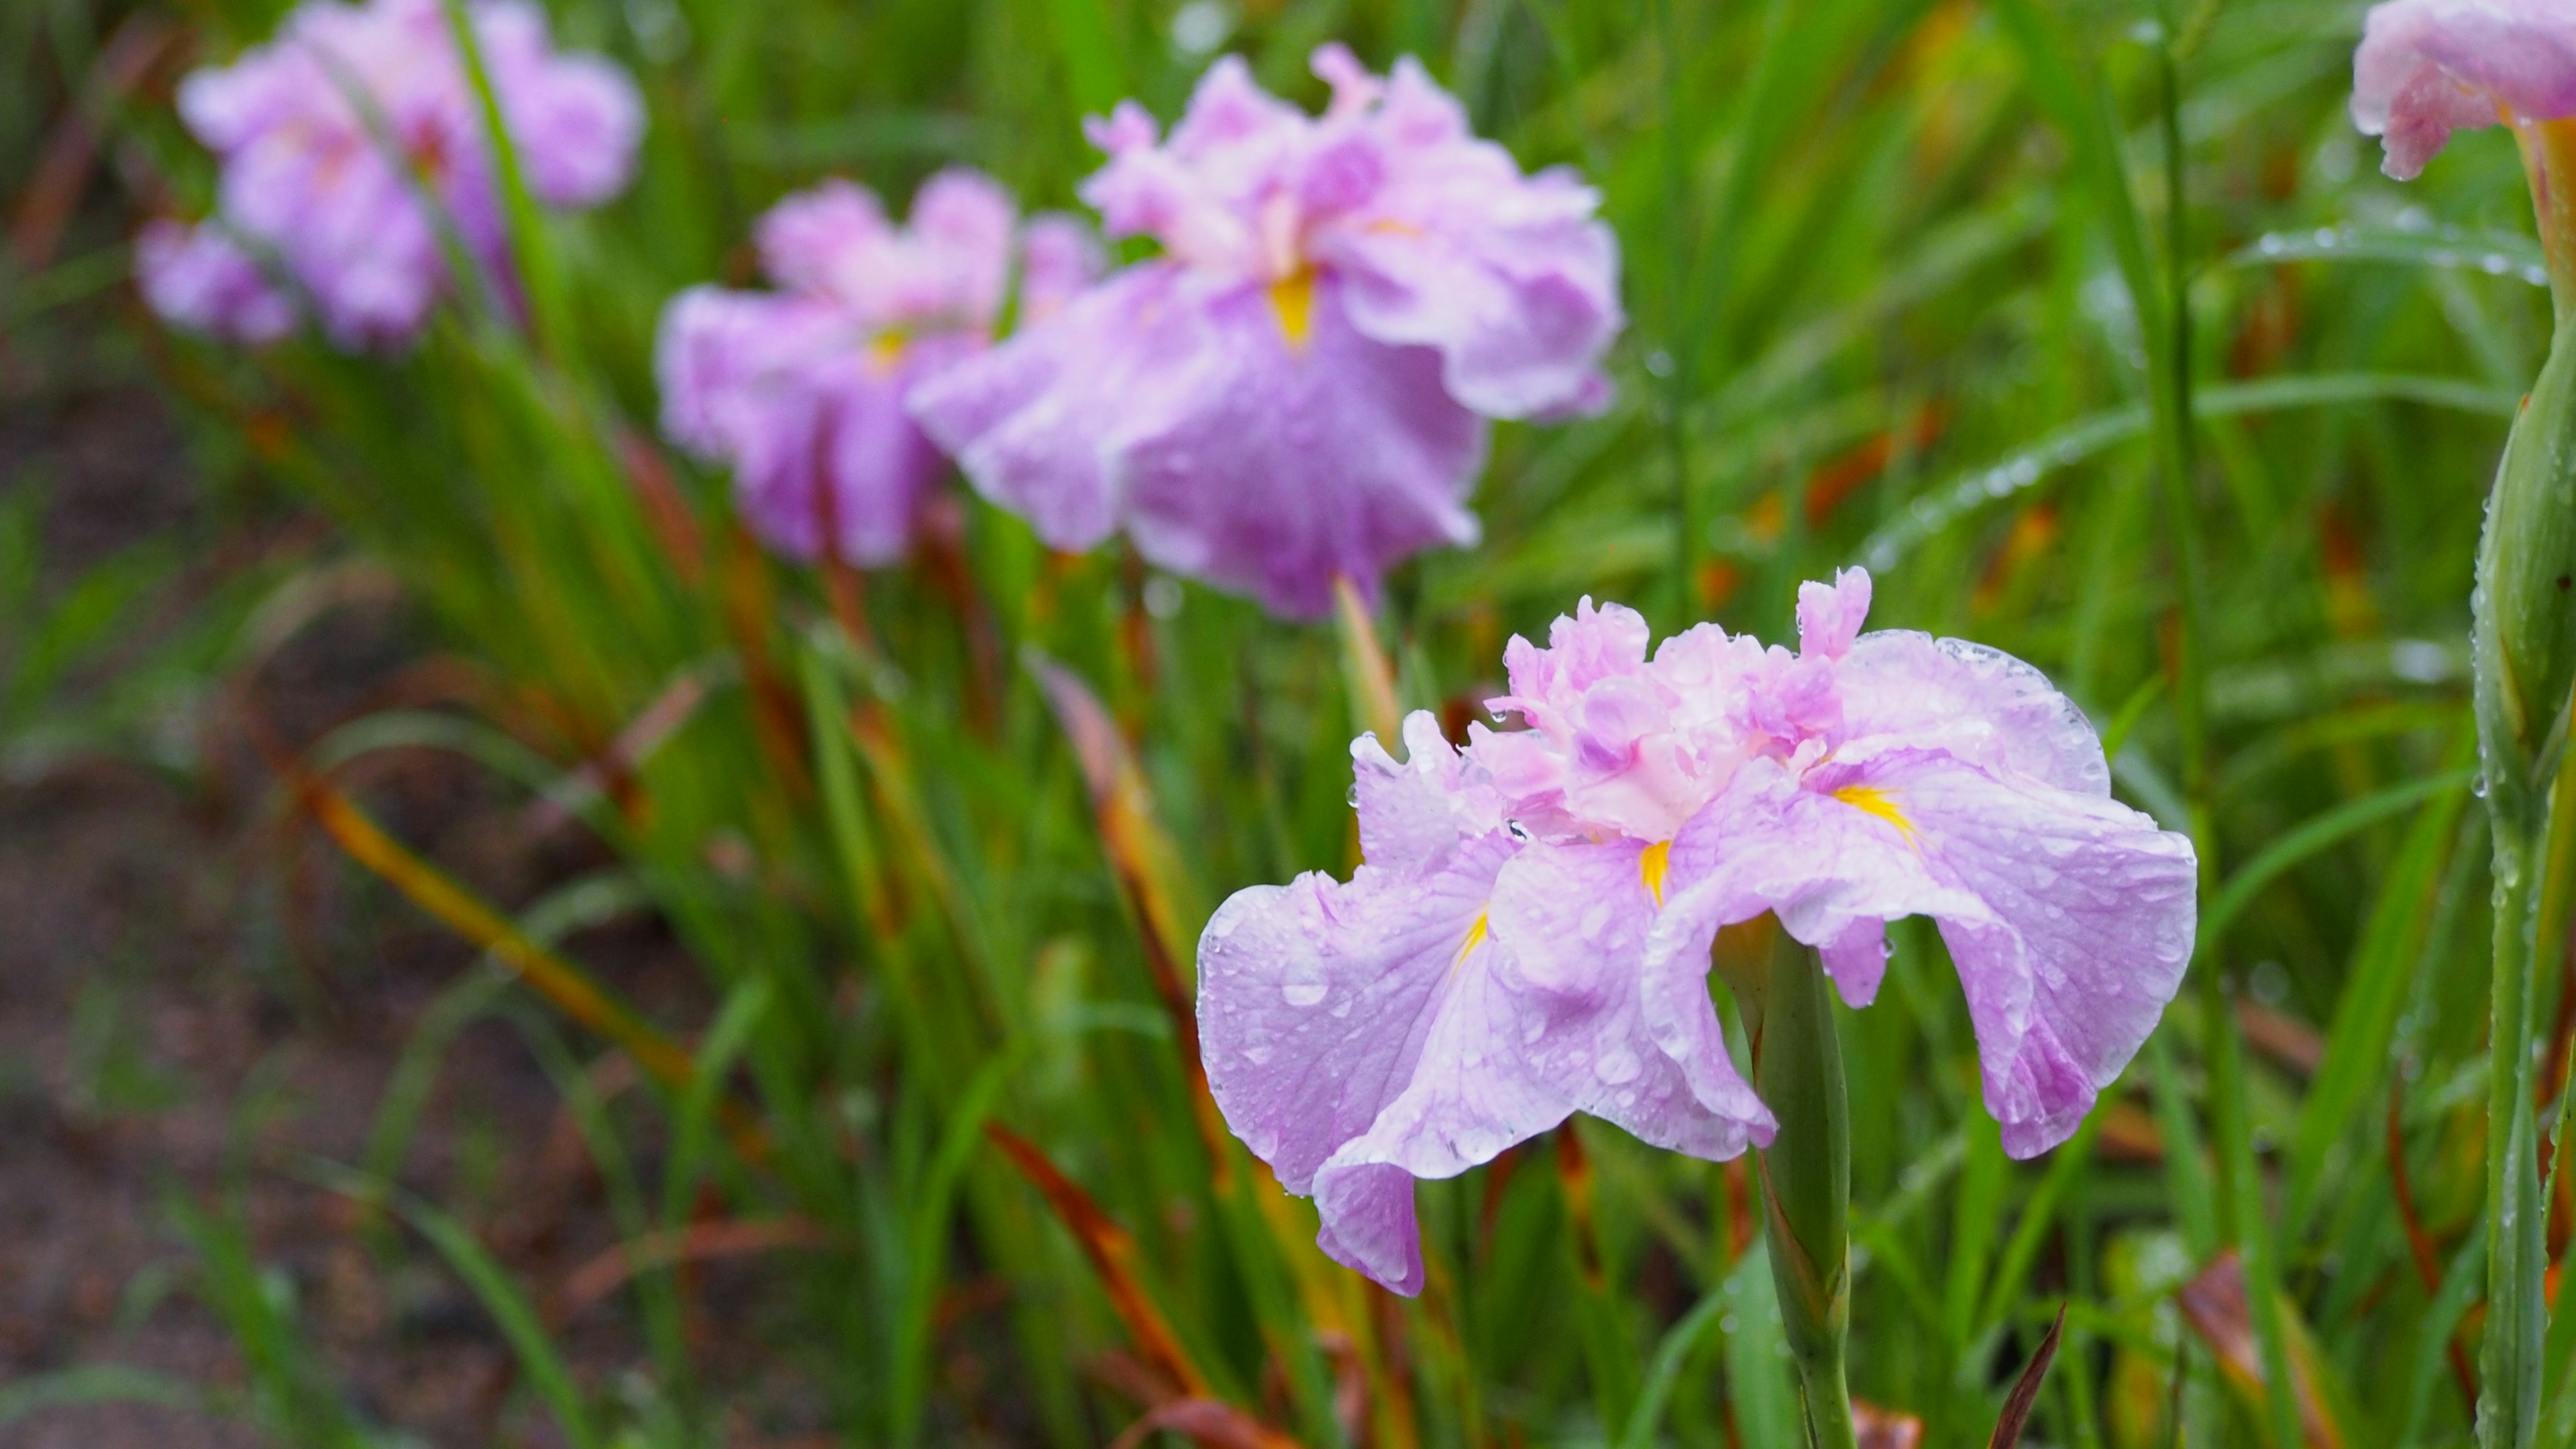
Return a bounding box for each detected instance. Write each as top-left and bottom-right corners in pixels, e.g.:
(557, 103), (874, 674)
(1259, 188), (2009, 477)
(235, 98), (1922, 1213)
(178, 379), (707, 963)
(0, 0), (2557, 1445)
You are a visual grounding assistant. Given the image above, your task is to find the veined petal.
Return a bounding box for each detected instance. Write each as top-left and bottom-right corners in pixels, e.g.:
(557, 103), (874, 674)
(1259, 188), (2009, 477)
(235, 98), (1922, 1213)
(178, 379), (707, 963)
(1837, 631), (2110, 798)
(1112, 270), (1485, 618)
(1201, 832), (1557, 1294)
(908, 265), (1207, 551)
(1880, 757), (2197, 1158)
(1353, 712), (1501, 872)
(1484, 841), (1770, 1159)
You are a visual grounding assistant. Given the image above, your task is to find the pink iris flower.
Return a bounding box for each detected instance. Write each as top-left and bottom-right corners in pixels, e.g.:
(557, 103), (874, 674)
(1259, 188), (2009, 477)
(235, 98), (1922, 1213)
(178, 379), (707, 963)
(138, 0), (641, 348)
(1197, 570), (2196, 1294)
(655, 172), (1099, 567)
(2352, 0), (2576, 179)
(909, 45), (1621, 619)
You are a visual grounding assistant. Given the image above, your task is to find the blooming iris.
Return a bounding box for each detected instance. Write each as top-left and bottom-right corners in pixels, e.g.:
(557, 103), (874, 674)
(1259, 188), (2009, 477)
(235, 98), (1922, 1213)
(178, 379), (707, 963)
(139, 0), (641, 347)
(909, 45), (1621, 619)
(655, 172), (1099, 566)
(1197, 570), (2196, 1293)
(2352, 0), (2576, 179)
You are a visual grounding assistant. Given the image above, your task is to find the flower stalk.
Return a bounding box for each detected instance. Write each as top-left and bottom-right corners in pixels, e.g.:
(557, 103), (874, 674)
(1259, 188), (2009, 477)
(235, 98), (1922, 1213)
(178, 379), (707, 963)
(1721, 918), (1856, 1449)
(2473, 154), (2576, 1449)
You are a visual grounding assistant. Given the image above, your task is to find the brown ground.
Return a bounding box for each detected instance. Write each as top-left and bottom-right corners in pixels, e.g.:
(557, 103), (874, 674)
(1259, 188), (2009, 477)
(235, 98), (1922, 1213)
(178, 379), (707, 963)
(0, 303), (737, 1446)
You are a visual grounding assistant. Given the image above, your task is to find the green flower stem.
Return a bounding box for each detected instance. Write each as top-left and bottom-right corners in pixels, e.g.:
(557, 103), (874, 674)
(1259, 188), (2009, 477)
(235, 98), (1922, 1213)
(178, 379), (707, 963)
(1724, 920), (1856, 1449)
(2471, 186), (2576, 1449)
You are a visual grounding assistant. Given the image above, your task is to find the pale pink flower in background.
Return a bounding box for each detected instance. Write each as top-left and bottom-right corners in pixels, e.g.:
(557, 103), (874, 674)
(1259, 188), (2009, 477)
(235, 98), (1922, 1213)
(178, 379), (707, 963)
(655, 172), (1101, 566)
(134, 219), (298, 344)
(2351, 0), (2576, 178)
(140, 0), (641, 347)
(911, 45), (1622, 619)
(1197, 570), (2195, 1293)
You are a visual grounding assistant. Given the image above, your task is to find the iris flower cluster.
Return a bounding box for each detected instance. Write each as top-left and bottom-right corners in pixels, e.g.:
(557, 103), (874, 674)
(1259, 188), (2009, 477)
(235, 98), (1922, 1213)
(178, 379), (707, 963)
(1198, 571), (2198, 1293)
(140, 0), (641, 350)
(144, 15), (2213, 1313)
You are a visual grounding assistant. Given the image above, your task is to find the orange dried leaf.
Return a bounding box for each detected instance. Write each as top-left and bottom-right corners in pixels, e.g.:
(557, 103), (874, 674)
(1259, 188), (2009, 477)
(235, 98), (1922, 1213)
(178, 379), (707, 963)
(1854, 1399), (1926, 1449)
(2176, 1250), (2347, 1448)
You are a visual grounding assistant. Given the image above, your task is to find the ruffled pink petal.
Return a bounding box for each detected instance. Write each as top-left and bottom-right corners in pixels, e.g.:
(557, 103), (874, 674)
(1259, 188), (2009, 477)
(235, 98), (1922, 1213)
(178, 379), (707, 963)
(1835, 631), (2110, 798)
(755, 179), (891, 298)
(1876, 756), (2198, 1158)
(1483, 840), (1770, 1159)
(1819, 918), (1890, 1008)
(655, 286), (937, 565)
(901, 168), (1020, 325)
(2353, 0), (2576, 178)
(1197, 832), (1533, 1293)
(1795, 568), (1872, 661)
(502, 51), (642, 207)
(908, 264), (1210, 552)
(1109, 271), (1485, 618)
(1353, 712), (1502, 873)
(1651, 747), (2194, 1159)
(1493, 597), (1652, 735)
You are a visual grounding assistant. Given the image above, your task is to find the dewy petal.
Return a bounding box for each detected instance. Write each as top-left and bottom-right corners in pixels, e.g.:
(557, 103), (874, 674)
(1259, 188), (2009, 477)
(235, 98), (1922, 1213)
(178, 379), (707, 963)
(1111, 271), (1485, 618)
(2353, 0), (2576, 178)
(1878, 756), (2197, 1158)
(1483, 840), (1770, 1160)
(1836, 631), (2111, 798)
(1794, 568), (1872, 661)
(1654, 747), (2195, 1159)
(1354, 712), (1501, 873)
(1819, 918), (1890, 1009)
(1198, 832), (1544, 1294)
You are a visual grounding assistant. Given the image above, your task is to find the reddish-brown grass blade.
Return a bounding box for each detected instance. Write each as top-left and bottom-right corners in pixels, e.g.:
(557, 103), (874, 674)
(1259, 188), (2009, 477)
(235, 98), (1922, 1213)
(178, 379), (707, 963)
(2388, 1085), (2479, 1412)
(985, 1122), (1211, 1400)
(1027, 654), (1232, 1170)
(1108, 1397), (1305, 1449)
(1988, 1303), (2065, 1449)
(556, 1216), (835, 1320)
(276, 755), (765, 1163)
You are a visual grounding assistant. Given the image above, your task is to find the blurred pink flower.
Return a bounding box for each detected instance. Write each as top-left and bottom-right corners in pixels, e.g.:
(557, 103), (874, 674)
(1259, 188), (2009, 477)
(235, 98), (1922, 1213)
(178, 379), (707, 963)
(910, 46), (1622, 619)
(135, 219), (298, 343)
(141, 0), (641, 347)
(655, 172), (1102, 566)
(1197, 570), (2195, 1293)
(2352, 0), (2576, 179)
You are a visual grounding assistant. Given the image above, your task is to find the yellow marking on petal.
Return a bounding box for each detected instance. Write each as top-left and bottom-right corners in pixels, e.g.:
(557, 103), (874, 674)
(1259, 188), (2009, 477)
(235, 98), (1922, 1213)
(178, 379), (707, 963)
(1833, 786), (1921, 849)
(867, 332), (908, 376)
(1269, 269), (1316, 352)
(1451, 910), (1489, 976)
(1640, 839), (1672, 907)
